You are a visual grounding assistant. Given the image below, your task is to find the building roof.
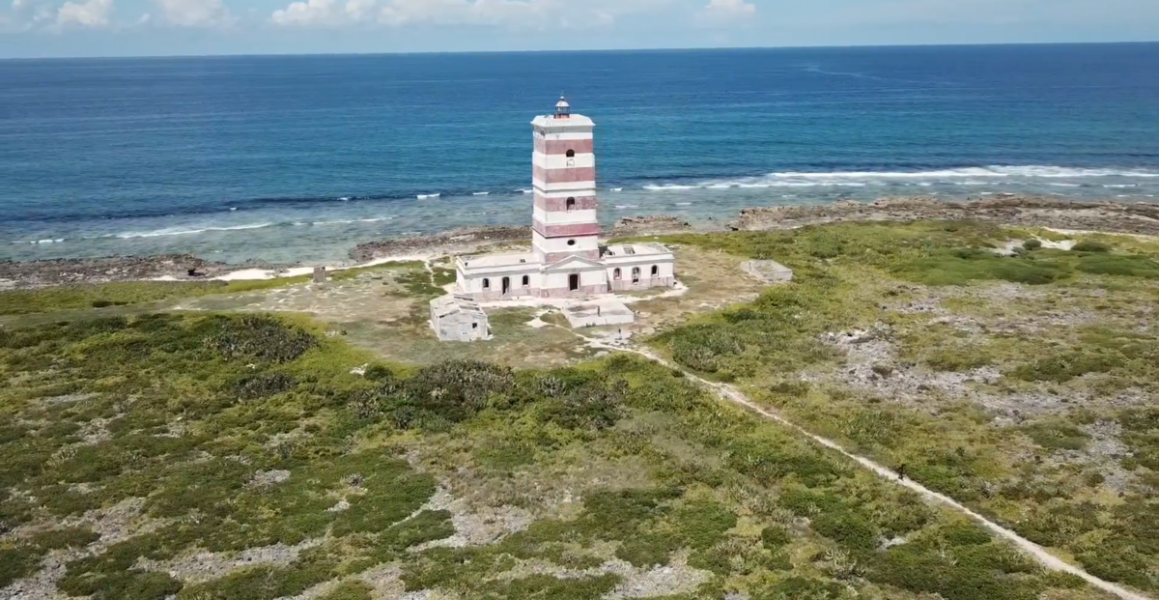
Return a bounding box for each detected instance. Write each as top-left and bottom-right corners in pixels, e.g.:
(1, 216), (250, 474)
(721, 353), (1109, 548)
(431, 294), (485, 318)
(602, 243), (671, 257)
(458, 252), (539, 269)
(531, 114), (595, 128)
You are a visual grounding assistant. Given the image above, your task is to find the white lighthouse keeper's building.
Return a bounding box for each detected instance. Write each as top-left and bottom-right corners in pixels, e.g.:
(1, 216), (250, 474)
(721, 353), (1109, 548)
(454, 97), (675, 301)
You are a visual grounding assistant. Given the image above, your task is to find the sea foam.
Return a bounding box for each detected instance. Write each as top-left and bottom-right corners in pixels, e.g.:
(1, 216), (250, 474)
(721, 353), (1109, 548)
(115, 222), (274, 239)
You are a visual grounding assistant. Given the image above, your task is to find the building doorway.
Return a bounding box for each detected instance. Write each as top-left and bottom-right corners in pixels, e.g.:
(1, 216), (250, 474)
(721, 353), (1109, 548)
(568, 273), (579, 291)
(502, 277), (511, 295)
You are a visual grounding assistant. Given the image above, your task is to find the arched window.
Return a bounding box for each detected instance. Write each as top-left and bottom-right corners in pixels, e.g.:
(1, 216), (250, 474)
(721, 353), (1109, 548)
(566, 197), (576, 212)
(631, 267), (640, 283)
(566, 149), (575, 158)
(522, 275), (529, 287)
(613, 268), (622, 280)
(482, 278), (490, 290)
(651, 265), (659, 276)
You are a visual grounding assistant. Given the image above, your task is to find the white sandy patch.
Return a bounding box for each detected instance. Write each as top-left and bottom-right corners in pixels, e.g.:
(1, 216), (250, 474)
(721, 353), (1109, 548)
(214, 268), (278, 281)
(1039, 238), (1076, 250)
(206, 254), (443, 282)
(620, 281), (689, 303)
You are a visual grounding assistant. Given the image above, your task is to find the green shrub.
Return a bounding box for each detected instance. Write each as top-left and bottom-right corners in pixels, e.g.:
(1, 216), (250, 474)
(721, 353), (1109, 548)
(811, 511), (879, 551)
(1072, 240), (1111, 253)
(316, 580), (373, 600)
(757, 576), (844, 600)
(1023, 239), (1043, 251)
(1020, 421), (1090, 451)
(1076, 254), (1159, 278)
(91, 299), (113, 308)
(235, 372), (297, 400)
(760, 525), (792, 550)
(1011, 351), (1119, 383)
(942, 522), (992, 546)
(0, 545), (45, 588)
(30, 527), (101, 550)
(207, 315), (318, 364)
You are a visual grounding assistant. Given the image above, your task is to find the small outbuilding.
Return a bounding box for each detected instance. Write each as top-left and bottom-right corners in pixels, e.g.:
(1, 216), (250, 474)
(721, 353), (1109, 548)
(430, 295), (491, 342)
(742, 260), (793, 284)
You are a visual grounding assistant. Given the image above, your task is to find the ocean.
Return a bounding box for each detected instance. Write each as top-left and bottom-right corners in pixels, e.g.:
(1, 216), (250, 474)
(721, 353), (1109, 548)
(3, 44), (1158, 265)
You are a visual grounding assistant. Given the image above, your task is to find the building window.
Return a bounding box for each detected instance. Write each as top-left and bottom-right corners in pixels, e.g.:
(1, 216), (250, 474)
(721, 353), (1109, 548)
(651, 265), (659, 276)
(566, 149), (575, 158)
(482, 278), (490, 289)
(522, 275), (529, 287)
(566, 197), (576, 211)
(613, 268), (621, 280)
(472, 323), (478, 329)
(632, 267), (640, 283)
(567, 239), (576, 246)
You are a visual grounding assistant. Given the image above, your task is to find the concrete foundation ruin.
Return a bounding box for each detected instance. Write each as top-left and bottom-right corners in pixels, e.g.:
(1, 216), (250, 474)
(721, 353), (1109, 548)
(430, 295), (491, 342)
(561, 297), (635, 329)
(742, 260), (793, 283)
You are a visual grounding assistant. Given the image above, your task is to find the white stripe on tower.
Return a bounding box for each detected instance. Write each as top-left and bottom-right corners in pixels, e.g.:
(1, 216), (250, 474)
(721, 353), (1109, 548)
(530, 97), (600, 264)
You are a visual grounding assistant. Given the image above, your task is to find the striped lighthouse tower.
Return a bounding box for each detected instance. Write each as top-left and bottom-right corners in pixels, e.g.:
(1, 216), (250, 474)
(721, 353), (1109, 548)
(531, 96), (601, 265)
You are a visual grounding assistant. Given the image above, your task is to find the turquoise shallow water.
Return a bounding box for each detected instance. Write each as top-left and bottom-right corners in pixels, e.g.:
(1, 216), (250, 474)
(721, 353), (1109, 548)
(2, 44), (1158, 264)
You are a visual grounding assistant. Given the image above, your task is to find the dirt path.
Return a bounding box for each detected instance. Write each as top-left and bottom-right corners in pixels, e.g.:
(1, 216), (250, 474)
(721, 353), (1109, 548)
(570, 331), (1151, 600)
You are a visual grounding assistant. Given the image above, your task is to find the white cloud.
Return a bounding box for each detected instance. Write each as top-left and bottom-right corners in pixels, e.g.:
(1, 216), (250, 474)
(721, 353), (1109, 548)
(269, 0), (675, 30)
(56, 0), (112, 27)
(12, 0), (29, 11)
(150, 0), (232, 27)
(700, 0), (754, 24)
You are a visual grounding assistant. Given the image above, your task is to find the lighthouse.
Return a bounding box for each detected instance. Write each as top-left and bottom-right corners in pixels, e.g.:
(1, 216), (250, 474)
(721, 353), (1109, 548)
(453, 97), (676, 301)
(531, 96), (601, 264)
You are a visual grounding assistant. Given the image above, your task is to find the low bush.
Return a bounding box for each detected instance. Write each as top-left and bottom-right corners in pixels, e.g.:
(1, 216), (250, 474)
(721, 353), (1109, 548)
(757, 576), (844, 600)
(1072, 240), (1111, 253)
(0, 545), (45, 588)
(207, 315), (318, 364)
(316, 580), (373, 600)
(234, 372), (297, 401)
(1020, 421), (1090, 451)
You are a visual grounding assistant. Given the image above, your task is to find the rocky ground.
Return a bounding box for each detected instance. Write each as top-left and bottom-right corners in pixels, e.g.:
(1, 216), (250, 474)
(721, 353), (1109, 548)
(729, 195), (1159, 235)
(6, 196), (1158, 290)
(0, 255), (284, 290)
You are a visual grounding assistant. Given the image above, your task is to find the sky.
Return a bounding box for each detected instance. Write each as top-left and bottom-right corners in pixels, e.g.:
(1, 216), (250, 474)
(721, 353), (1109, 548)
(1, 0), (1157, 58)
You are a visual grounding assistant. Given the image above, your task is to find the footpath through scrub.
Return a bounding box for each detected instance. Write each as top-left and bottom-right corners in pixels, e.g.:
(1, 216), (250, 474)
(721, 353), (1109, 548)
(575, 332), (1152, 600)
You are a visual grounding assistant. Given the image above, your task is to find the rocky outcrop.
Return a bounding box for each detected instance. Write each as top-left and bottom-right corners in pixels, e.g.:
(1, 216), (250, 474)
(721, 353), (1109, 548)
(729, 196), (1159, 236)
(349, 226), (530, 262)
(0, 255), (279, 289)
(610, 215), (695, 237)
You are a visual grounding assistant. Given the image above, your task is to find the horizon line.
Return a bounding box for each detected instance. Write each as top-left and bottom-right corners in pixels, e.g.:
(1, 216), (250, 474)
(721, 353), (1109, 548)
(2, 39), (1156, 62)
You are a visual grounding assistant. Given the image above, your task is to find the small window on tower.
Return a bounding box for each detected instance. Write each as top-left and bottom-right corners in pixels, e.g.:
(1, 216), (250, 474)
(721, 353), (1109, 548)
(567, 239), (576, 246)
(566, 149), (576, 158)
(522, 275), (529, 287)
(566, 197), (576, 211)
(482, 278), (490, 289)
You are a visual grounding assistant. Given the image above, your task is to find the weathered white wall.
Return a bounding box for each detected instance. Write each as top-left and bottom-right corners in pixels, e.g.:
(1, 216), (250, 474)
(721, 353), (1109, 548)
(532, 129), (594, 140)
(543, 266), (606, 290)
(457, 267), (542, 295)
(532, 232), (600, 256)
(533, 154), (596, 169)
(533, 206), (598, 224)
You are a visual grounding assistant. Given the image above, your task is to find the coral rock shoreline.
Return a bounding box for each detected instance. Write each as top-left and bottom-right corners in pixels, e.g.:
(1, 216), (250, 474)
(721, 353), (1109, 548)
(729, 196), (1159, 235)
(3, 196), (1158, 290)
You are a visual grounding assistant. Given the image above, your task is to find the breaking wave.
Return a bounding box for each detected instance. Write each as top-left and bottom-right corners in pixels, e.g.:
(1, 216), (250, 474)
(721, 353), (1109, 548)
(417, 193), (441, 200)
(115, 222), (274, 239)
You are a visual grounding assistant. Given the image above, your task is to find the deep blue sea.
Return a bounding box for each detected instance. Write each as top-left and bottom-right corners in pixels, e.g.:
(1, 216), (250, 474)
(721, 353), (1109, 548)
(3, 44), (1158, 264)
